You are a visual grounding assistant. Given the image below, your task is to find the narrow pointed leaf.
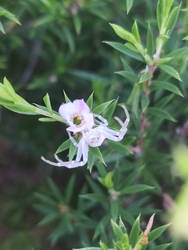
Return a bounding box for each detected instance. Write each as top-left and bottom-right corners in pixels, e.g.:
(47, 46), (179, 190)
(39, 117), (57, 122)
(159, 64), (181, 81)
(63, 91), (71, 103)
(126, 0), (133, 14)
(132, 21), (141, 43)
(148, 107), (176, 122)
(90, 147), (106, 166)
(129, 216), (141, 247)
(147, 23), (154, 56)
(116, 71), (137, 83)
(0, 21), (5, 33)
(151, 81), (183, 96)
(43, 93), (53, 114)
(167, 47), (188, 58)
(150, 243), (171, 250)
(120, 184), (154, 195)
(93, 100), (114, 115)
(149, 224), (170, 242)
(55, 139), (70, 154)
(110, 23), (137, 44)
(87, 92), (94, 109)
(104, 41), (144, 62)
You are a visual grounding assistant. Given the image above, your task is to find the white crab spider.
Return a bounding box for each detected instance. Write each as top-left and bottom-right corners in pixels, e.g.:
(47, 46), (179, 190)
(41, 100), (130, 168)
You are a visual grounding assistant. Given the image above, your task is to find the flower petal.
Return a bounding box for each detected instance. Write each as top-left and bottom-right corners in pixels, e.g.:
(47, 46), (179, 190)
(74, 99), (90, 114)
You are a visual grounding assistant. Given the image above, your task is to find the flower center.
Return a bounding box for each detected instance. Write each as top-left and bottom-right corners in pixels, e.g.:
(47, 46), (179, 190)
(73, 114), (83, 125)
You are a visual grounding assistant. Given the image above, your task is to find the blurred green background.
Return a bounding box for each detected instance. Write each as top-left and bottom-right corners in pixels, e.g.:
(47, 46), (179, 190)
(0, 0), (188, 249)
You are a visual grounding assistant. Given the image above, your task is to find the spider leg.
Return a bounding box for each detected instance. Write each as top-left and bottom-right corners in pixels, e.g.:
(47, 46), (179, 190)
(41, 156), (64, 167)
(98, 105), (130, 142)
(67, 130), (79, 147)
(54, 154), (63, 162)
(119, 104), (130, 127)
(41, 139), (89, 168)
(94, 114), (108, 126)
(114, 116), (124, 127)
(101, 127), (128, 142)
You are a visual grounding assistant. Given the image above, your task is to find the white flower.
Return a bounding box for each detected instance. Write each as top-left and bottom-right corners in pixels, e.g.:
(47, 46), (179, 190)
(41, 100), (130, 169)
(58, 99), (94, 133)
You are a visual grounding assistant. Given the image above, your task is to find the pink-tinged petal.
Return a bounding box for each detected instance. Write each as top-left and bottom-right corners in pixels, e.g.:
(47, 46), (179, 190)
(59, 102), (76, 121)
(73, 99), (90, 114)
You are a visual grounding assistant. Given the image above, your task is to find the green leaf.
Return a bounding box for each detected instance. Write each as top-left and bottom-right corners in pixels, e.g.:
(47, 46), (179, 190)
(3, 77), (16, 97)
(110, 199), (119, 220)
(0, 84), (13, 101)
(62, 25), (75, 53)
(125, 42), (138, 53)
(93, 100), (114, 115)
(166, 5), (180, 34)
(141, 96), (150, 112)
(65, 175), (75, 203)
(0, 21), (5, 33)
(149, 224), (169, 242)
(104, 41), (144, 62)
(87, 151), (96, 173)
(110, 23), (137, 44)
(159, 64), (181, 81)
(90, 147), (106, 166)
(34, 192), (56, 206)
(47, 178), (63, 201)
(116, 70), (137, 83)
(146, 23), (154, 56)
(72, 70), (108, 84)
(105, 99), (118, 121)
(120, 184), (154, 195)
(87, 92), (94, 109)
(73, 15), (81, 35)
(139, 71), (152, 84)
(150, 243), (171, 250)
(63, 90), (71, 103)
(148, 107), (176, 122)
(68, 142), (77, 161)
(99, 171), (114, 189)
(100, 241), (108, 250)
(43, 93), (53, 114)
(39, 213), (59, 225)
(55, 139), (70, 154)
(151, 80), (183, 96)
(111, 219), (125, 240)
(183, 36), (188, 41)
(164, 0), (174, 17)
(129, 216), (141, 248)
(4, 103), (36, 115)
(80, 193), (105, 203)
(0, 6), (21, 25)
(157, 0), (164, 29)
(126, 0), (133, 14)
(132, 21), (141, 43)
(167, 47), (188, 58)
(127, 84), (140, 119)
(156, 57), (173, 65)
(38, 117), (57, 122)
(108, 141), (132, 156)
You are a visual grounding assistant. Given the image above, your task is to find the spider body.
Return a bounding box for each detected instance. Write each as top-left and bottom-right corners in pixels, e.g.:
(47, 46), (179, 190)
(41, 100), (130, 169)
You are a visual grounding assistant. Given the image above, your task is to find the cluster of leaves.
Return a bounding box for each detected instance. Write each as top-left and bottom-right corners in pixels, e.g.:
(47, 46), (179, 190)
(0, 0), (188, 250)
(75, 215), (170, 250)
